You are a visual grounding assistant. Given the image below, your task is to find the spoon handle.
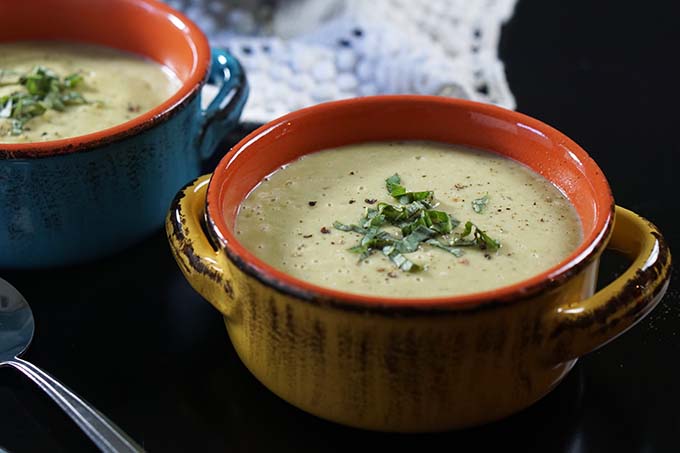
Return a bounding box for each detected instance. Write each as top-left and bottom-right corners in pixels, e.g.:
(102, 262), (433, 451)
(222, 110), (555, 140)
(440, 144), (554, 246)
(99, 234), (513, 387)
(7, 358), (144, 453)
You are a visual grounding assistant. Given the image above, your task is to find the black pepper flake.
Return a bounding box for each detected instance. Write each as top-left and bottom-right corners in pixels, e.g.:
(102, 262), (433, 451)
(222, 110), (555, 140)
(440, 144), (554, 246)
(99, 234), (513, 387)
(540, 218), (545, 222)
(350, 171), (355, 175)
(497, 209), (502, 212)
(349, 199), (356, 204)
(303, 234), (313, 238)
(308, 201), (317, 206)
(365, 198), (377, 204)
(506, 207), (511, 210)
(320, 227), (330, 234)
(484, 253), (492, 260)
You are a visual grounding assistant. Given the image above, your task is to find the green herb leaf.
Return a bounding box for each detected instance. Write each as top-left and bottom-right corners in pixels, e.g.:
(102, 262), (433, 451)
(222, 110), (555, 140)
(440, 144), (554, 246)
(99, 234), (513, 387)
(61, 91), (86, 105)
(63, 72), (84, 88)
(472, 194), (490, 214)
(10, 119), (23, 135)
(332, 221), (367, 234)
(1, 65), (88, 135)
(386, 173), (406, 197)
(453, 221), (501, 252)
(361, 207), (387, 228)
(396, 225), (436, 253)
(335, 175), (501, 273)
(476, 227), (501, 252)
(424, 209), (454, 234)
(385, 173), (434, 204)
(404, 200), (427, 218)
(4, 94), (47, 134)
(459, 221), (473, 237)
(20, 66), (58, 96)
(378, 203), (407, 223)
(425, 238), (465, 257)
(382, 245), (423, 272)
(400, 215), (427, 236)
(0, 97), (12, 118)
(360, 228), (397, 249)
(14, 96), (46, 118)
(397, 190), (433, 205)
(348, 244), (373, 260)
(348, 228), (399, 261)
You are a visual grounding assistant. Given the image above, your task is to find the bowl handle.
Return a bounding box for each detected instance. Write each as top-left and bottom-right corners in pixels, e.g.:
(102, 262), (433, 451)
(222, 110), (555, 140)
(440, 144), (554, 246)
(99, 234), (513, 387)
(166, 174), (235, 316)
(197, 48), (250, 160)
(542, 206), (672, 364)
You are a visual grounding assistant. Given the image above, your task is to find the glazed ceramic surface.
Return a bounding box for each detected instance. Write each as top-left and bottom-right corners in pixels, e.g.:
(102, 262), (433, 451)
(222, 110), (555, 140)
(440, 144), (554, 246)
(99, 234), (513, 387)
(166, 96), (671, 432)
(0, 0), (248, 268)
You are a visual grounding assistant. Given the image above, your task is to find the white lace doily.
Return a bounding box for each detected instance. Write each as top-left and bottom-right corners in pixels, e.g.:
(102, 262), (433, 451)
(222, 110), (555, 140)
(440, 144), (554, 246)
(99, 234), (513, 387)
(165, 0), (518, 124)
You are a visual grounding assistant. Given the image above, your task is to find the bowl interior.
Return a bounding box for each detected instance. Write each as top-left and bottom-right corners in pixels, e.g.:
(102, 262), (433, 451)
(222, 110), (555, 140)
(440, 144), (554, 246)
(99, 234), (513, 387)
(208, 96), (613, 306)
(1, 0), (209, 153)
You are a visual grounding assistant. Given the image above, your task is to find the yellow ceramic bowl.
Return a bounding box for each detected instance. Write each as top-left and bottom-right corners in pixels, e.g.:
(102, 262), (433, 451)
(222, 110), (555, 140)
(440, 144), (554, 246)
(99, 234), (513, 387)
(166, 96), (671, 432)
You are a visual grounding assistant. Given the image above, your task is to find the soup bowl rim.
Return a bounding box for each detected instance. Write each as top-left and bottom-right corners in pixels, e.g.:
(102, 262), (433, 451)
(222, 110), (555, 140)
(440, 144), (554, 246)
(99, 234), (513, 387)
(205, 95), (615, 311)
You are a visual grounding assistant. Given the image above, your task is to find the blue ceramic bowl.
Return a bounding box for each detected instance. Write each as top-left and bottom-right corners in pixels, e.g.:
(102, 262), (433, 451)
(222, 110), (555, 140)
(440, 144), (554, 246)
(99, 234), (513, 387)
(0, 0), (248, 268)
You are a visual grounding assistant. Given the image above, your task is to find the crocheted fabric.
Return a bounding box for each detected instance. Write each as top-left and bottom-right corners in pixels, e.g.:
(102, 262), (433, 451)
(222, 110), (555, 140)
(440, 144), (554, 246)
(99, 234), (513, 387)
(165, 0), (518, 123)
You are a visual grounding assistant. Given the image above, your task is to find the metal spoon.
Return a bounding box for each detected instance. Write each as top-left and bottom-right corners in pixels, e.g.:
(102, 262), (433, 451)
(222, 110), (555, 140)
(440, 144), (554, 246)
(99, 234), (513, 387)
(0, 277), (144, 452)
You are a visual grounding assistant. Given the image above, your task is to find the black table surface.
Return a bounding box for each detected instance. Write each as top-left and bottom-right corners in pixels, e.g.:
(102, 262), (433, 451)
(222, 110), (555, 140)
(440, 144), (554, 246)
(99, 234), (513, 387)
(2, 0), (679, 451)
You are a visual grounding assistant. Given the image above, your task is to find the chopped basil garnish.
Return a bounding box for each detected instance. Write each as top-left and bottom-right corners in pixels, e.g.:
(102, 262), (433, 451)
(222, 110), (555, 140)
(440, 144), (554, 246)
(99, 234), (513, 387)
(425, 238), (464, 257)
(382, 245), (422, 273)
(0, 65), (88, 135)
(453, 221), (501, 252)
(334, 174), (502, 273)
(472, 194), (490, 213)
(386, 173), (434, 205)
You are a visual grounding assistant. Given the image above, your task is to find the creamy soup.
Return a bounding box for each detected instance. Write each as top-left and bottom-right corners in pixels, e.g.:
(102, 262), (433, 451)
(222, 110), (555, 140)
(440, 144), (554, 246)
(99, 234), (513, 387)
(0, 42), (180, 143)
(235, 142), (583, 298)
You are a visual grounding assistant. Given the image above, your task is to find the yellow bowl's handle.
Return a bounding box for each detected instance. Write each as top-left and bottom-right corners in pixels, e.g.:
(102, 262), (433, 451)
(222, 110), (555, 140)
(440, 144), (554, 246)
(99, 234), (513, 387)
(543, 206), (672, 364)
(165, 174), (235, 316)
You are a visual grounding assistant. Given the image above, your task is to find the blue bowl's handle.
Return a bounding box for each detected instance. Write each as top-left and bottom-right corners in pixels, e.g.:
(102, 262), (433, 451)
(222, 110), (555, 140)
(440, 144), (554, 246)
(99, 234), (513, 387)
(197, 48), (249, 160)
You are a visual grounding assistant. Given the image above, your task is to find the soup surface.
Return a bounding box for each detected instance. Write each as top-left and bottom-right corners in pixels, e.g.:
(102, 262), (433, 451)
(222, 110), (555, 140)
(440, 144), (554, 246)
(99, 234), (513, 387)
(0, 41), (180, 143)
(235, 141), (582, 298)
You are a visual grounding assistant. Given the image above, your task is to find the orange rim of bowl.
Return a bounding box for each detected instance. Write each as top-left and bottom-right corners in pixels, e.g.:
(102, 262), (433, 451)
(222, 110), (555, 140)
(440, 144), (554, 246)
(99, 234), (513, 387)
(0, 0), (210, 159)
(206, 95), (614, 311)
